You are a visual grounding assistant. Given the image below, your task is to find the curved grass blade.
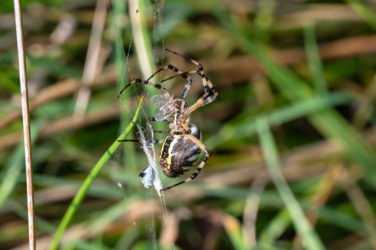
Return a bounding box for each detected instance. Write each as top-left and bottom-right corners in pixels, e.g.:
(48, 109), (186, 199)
(49, 94), (145, 250)
(256, 116), (326, 250)
(346, 0), (376, 31)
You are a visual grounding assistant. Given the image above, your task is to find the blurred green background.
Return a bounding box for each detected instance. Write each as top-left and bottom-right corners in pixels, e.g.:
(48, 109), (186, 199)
(2, 0), (376, 249)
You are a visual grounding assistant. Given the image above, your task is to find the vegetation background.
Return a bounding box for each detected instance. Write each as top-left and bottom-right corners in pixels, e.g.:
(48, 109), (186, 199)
(1, 0), (376, 249)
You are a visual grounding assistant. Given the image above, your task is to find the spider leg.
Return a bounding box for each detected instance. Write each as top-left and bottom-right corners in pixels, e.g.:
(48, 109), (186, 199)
(148, 117), (174, 123)
(198, 79), (218, 108)
(159, 72), (218, 109)
(182, 96), (217, 121)
(146, 65), (193, 92)
(165, 48), (206, 98)
(147, 65), (193, 102)
(118, 139), (164, 144)
(162, 134), (209, 191)
(198, 95), (218, 108)
(164, 48), (217, 99)
(118, 79), (171, 99)
(159, 70), (196, 99)
(181, 78), (218, 119)
(153, 130), (170, 134)
(164, 48), (203, 70)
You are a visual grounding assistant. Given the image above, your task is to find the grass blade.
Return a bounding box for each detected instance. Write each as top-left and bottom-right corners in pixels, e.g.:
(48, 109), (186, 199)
(49, 94), (145, 250)
(304, 24), (327, 94)
(347, 0), (376, 31)
(257, 116), (325, 250)
(259, 209), (291, 245)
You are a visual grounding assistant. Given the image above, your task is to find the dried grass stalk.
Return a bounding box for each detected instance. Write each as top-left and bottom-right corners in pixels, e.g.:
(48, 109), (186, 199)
(13, 0), (35, 249)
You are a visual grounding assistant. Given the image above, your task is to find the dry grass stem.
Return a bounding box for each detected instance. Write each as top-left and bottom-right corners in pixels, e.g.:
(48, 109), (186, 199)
(74, 0), (108, 117)
(13, 0), (35, 249)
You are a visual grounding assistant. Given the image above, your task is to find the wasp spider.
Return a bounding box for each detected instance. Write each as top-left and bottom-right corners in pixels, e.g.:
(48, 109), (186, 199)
(118, 48), (218, 191)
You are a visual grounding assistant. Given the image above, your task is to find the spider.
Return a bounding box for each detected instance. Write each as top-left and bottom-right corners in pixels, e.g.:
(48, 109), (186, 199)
(118, 48), (218, 191)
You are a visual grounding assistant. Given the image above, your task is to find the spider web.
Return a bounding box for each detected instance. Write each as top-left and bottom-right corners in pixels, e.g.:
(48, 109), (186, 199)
(110, 0), (176, 249)
(115, 0), (165, 196)
(136, 122), (163, 196)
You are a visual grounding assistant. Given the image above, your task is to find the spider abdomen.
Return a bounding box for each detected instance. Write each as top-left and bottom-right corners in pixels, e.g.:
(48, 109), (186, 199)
(160, 124), (201, 178)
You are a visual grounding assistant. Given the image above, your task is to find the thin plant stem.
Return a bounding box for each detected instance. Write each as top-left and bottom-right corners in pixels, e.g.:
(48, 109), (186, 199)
(49, 94), (146, 250)
(13, 0), (36, 249)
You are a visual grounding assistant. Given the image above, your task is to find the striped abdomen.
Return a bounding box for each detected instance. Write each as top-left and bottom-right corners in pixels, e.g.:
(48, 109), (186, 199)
(159, 124), (201, 178)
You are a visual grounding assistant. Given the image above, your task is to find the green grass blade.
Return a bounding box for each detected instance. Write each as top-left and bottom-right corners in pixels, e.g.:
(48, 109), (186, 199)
(49, 95), (145, 250)
(259, 209), (291, 245)
(256, 116), (326, 250)
(304, 24), (327, 94)
(0, 120), (43, 213)
(347, 0), (376, 31)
